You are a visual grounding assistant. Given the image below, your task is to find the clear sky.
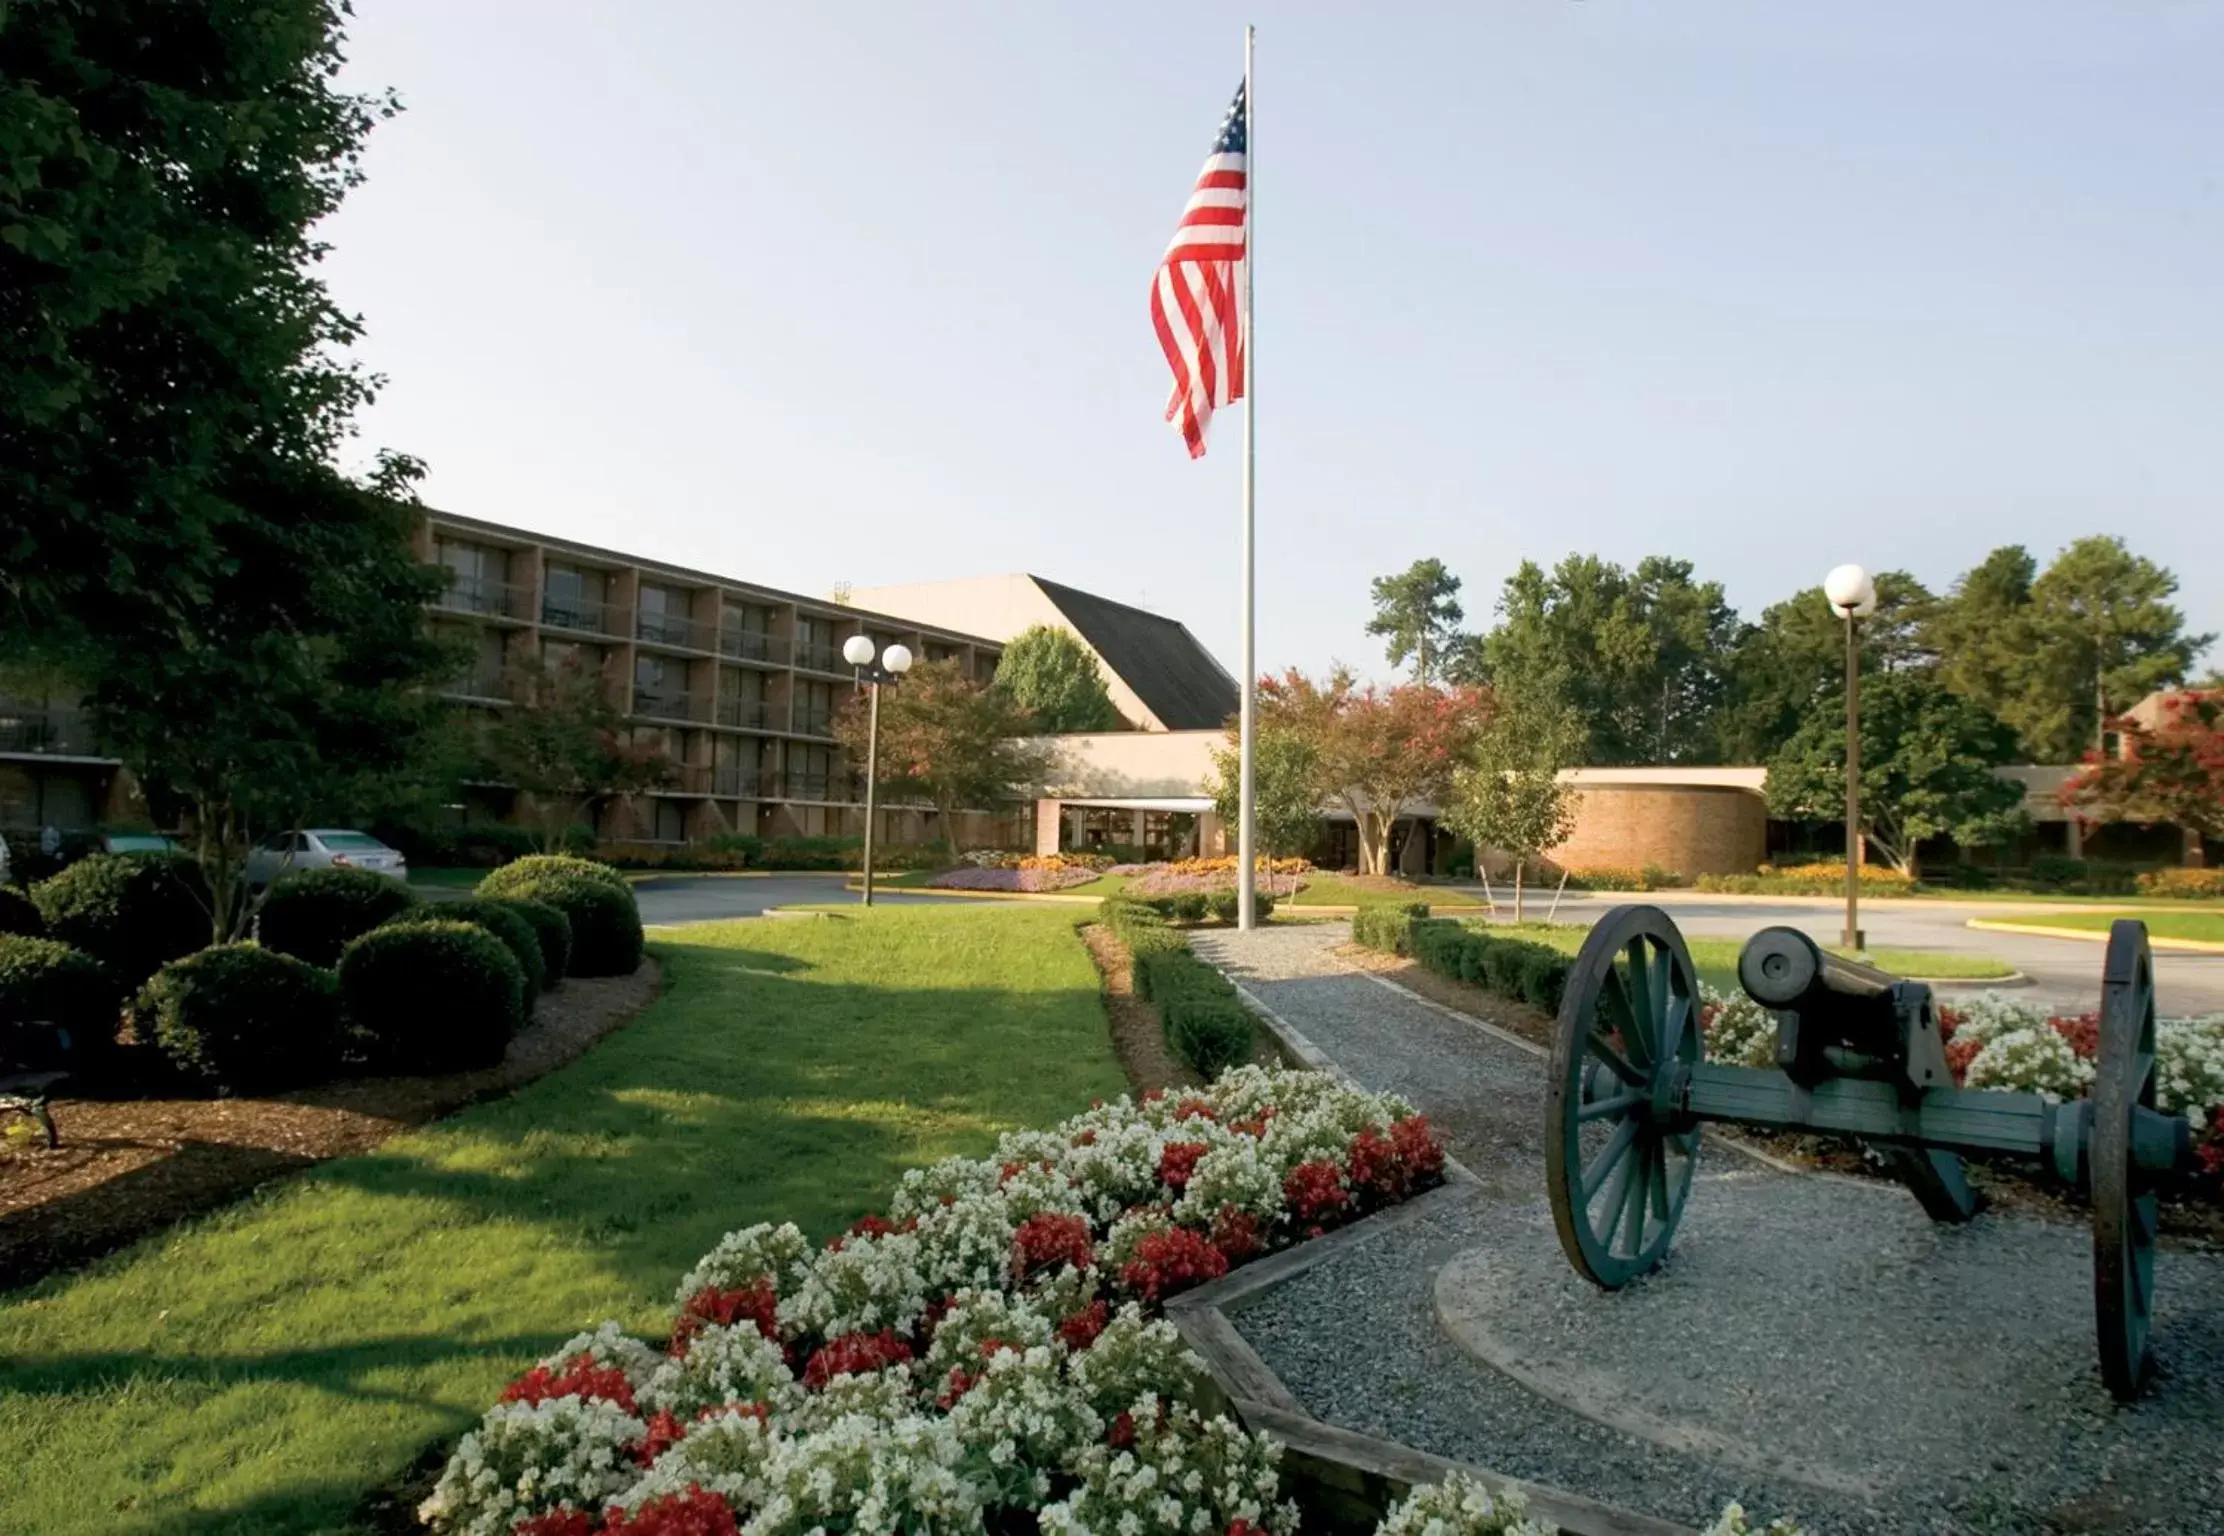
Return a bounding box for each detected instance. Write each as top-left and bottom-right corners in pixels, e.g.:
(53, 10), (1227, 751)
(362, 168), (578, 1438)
(322, 3), (2223, 683)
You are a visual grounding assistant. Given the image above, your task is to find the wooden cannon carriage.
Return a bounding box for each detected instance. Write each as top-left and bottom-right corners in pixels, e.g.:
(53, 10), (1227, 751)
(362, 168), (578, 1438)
(1545, 906), (2194, 1400)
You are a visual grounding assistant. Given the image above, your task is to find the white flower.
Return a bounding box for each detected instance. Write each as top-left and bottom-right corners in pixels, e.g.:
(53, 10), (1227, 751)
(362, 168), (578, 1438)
(921, 1288), (1057, 1383)
(891, 1156), (1006, 1223)
(1949, 992), (2052, 1050)
(1173, 1140), (1285, 1227)
(1964, 1026), (2093, 1102)
(947, 1345), (1102, 1505)
(778, 1229), (930, 1339)
(745, 1412), (981, 1536)
(1700, 984), (1778, 1069)
(1377, 1471), (1554, 1536)
(536, 1320), (661, 1387)
(420, 1396), (644, 1536)
(1067, 1306), (1208, 1420)
(1701, 1500), (1808, 1536)
(785, 1368), (919, 1436)
(912, 1191), (1019, 1295)
(612, 1405), (777, 1513)
(2156, 1015), (2224, 1125)
(676, 1221), (815, 1307)
(642, 1323), (798, 1419)
(1039, 1398), (1293, 1536)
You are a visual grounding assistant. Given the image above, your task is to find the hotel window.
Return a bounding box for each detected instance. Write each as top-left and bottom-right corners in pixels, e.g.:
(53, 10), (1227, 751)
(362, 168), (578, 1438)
(434, 540), (510, 614)
(542, 564), (606, 630)
(638, 584), (695, 646)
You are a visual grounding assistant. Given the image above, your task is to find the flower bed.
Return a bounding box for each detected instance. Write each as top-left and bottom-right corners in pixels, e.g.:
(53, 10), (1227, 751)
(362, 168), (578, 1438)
(1125, 858), (1310, 900)
(422, 1068), (1462, 1536)
(928, 865), (1104, 893)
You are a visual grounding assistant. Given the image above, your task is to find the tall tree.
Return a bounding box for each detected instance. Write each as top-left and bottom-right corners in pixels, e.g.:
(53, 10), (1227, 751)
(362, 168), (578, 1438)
(2027, 537), (2210, 762)
(1480, 555), (1737, 764)
(1764, 670), (2025, 878)
(993, 625), (1122, 733)
(1715, 571), (1934, 764)
(1256, 669), (1490, 875)
(1207, 725), (1324, 864)
(1443, 679), (1582, 920)
(832, 658), (1047, 855)
(478, 651), (674, 852)
(1366, 559), (1465, 684)
(2060, 690), (2224, 867)
(1922, 545), (2056, 757)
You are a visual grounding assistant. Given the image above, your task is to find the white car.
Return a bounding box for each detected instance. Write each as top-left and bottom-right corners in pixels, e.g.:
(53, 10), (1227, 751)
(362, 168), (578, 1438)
(246, 829), (410, 888)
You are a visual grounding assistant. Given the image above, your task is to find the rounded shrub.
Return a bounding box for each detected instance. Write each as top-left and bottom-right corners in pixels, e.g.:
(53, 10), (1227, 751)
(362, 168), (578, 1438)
(477, 854), (630, 897)
(133, 945), (343, 1094)
(474, 863), (641, 978)
(257, 867), (420, 968)
(0, 933), (118, 1075)
(410, 898), (545, 997)
(0, 885), (43, 937)
(31, 852), (209, 987)
(338, 920), (525, 1072)
(1205, 891), (1279, 925)
(488, 897), (570, 990)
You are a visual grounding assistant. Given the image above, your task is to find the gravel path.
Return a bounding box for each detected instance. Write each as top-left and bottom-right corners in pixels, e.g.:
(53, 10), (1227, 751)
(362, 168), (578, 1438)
(1189, 923), (2224, 1536)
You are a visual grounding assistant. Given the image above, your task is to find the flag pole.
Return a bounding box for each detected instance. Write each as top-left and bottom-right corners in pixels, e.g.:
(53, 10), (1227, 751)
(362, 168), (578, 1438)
(1236, 22), (1258, 933)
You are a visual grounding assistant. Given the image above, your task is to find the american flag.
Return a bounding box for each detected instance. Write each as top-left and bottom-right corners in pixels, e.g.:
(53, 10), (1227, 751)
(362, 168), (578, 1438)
(1152, 82), (1248, 458)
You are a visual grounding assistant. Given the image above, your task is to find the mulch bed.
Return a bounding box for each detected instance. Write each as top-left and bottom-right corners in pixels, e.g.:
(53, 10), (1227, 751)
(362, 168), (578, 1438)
(1331, 942), (2224, 1248)
(0, 961), (662, 1291)
(1080, 923), (1199, 1096)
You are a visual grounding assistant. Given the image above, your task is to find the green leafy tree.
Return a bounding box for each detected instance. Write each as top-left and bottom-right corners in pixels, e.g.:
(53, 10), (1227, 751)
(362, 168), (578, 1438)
(1923, 546), (2055, 757)
(478, 652), (674, 851)
(1764, 670), (2025, 878)
(1207, 727), (1324, 862)
(1366, 559), (1466, 684)
(1480, 555), (1738, 764)
(832, 658), (1047, 855)
(1716, 571), (1934, 764)
(2027, 537), (2210, 761)
(2061, 690), (2224, 866)
(993, 624), (1122, 733)
(1443, 681), (1582, 920)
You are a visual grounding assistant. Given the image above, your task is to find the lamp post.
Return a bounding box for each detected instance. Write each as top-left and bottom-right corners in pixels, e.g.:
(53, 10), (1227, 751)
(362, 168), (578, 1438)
(1822, 563), (1878, 953)
(844, 634), (914, 907)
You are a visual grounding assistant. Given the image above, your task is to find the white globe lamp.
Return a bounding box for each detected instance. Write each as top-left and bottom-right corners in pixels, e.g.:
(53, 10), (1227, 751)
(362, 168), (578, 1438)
(1823, 563), (1878, 619)
(882, 643), (913, 675)
(842, 634), (876, 668)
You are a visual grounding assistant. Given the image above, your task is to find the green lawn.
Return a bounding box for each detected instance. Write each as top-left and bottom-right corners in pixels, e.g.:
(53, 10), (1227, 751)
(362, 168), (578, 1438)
(0, 907), (1126, 1536)
(1475, 921), (2015, 992)
(1975, 910), (2224, 946)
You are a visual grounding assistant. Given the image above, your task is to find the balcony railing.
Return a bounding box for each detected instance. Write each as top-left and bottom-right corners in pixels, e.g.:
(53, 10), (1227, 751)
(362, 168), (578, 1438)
(711, 767), (762, 797)
(636, 610), (713, 651)
(631, 688), (711, 723)
(541, 595), (627, 636)
(794, 710), (835, 739)
(444, 668), (510, 701)
(793, 640), (847, 674)
(716, 697), (770, 730)
(718, 628), (791, 665)
(436, 574), (533, 620)
(0, 706), (107, 758)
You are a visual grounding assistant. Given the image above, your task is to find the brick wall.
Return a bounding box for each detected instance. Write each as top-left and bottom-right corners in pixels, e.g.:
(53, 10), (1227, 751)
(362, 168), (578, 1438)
(1547, 785), (1767, 879)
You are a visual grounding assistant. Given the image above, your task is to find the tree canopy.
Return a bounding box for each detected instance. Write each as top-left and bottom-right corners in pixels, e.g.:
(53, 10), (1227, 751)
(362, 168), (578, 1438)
(2061, 690), (2224, 864)
(477, 651), (674, 850)
(1714, 570), (1934, 765)
(1366, 559), (1466, 684)
(1442, 677), (1582, 919)
(832, 659), (1047, 854)
(993, 624), (1122, 733)
(1207, 725), (1324, 862)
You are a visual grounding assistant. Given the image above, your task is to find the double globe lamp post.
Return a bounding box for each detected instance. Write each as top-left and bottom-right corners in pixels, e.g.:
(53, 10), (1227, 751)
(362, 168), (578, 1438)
(1822, 563), (1878, 953)
(842, 634), (913, 907)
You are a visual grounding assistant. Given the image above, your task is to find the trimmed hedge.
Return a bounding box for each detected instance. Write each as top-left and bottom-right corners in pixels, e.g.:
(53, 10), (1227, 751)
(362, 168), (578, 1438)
(411, 898), (546, 998)
(0, 934), (117, 1073)
(1096, 897), (1256, 1079)
(257, 868), (419, 968)
(133, 944), (344, 1094)
(339, 920), (525, 1071)
(1351, 913), (1573, 1016)
(476, 857), (643, 976)
(31, 851), (209, 988)
(0, 885), (43, 937)
(1205, 890), (1279, 925)
(1350, 901), (1430, 956)
(491, 897), (571, 989)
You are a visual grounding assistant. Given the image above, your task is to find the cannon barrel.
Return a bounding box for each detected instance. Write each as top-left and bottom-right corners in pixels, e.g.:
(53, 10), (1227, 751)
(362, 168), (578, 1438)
(1737, 927), (1896, 1009)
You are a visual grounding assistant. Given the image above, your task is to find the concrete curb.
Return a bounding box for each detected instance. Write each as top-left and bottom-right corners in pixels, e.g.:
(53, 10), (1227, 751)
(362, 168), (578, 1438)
(1966, 917), (2224, 954)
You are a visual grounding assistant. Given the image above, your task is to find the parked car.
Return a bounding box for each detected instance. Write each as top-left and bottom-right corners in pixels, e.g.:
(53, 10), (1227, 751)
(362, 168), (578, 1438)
(0, 831), (10, 885)
(100, 831), (178, 855)
(245, 829), (410, 889)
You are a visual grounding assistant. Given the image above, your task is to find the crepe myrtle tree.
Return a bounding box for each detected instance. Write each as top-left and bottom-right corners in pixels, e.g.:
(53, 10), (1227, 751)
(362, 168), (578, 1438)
(1765, 669), (2025, 880)
(478, 651), (677, 851)
(832, 657), (1048, 856)
(1257, 668), (1490, 876)
(2061, 690), (2224, 867)
(1443, 683), (1582, 920)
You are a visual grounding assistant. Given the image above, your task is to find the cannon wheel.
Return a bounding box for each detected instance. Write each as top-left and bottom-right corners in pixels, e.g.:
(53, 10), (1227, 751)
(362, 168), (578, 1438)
(1546, 905), (1704, 1288)
(2093, 918), (2160, 1401)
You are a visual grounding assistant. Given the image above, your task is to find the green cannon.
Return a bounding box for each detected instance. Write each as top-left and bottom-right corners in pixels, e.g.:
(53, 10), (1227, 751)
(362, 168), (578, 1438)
(1544, 905), (2193, 1400)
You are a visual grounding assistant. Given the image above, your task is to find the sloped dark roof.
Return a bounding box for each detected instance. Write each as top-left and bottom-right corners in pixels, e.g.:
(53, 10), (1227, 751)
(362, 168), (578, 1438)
(1032, 577), (1239, 731)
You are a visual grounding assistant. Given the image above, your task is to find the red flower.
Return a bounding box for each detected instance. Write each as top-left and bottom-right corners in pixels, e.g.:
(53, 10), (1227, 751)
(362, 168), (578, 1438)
(1173, 1097), (1217, 1122)
(513, 1510), (598, 1536)
(501, 1354), (637, 1415)
(1283, 1160), (1351, 1225)
(1228, 1523), (1267, 1536)
(1392, 1115), (1446, 1183)
(2049, 1012), (2101, 1062)
(1072, 1128), (1099, 1146)
(1345, 1127), (1406, 1203)
(936, 1365), (979, 1409)
(1937, 1004), (1967, 1040)
(671, 1278), (779, 1355)
(1058, 1299), (1111, 1351)
(634, 1409), (688, 1466)
(802, 1329), (913, 1389)
(826, 1213), (911, 1252)
(1209, 1207), (1265, 1263)
(2196, 1124), (2224, 1184)
(601, 1486), (740, 1536)
(1108, 1409), (1137, 1448)
(1119, 1227), (1229, 1303)
(1945, 1036), (1983, 1086)
(1158, 1141), (1212, 1192)
(1012, 1212), (1094, 1281)
(999, 1158), (1052, 1186)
